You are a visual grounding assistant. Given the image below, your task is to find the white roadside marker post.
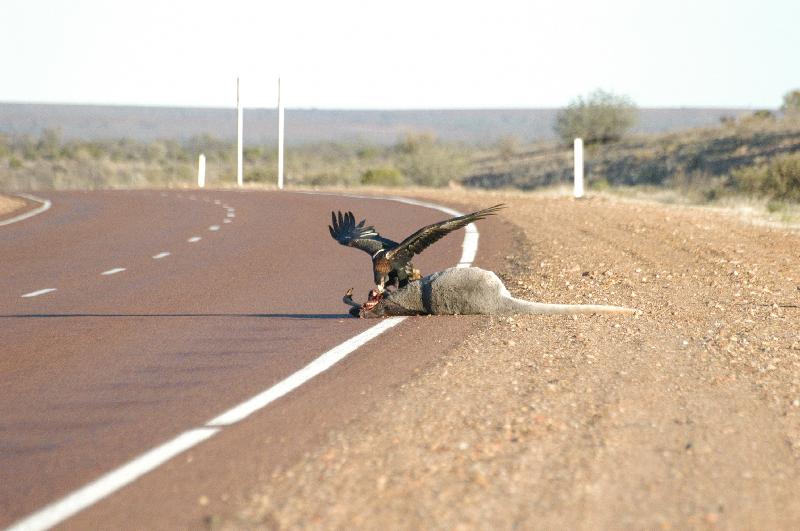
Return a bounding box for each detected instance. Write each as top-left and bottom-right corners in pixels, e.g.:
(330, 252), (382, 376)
(277, 77), (285, 190)
(573, 137), (584, 199)
(198, 153), (206, 188)
(237, 77), (243, 188)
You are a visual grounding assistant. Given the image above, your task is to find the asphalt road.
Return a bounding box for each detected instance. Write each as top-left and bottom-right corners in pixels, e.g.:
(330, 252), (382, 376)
(0, 189), (509, 529)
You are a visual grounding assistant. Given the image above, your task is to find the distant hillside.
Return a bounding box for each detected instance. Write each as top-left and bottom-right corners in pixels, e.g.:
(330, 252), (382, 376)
(463, 115), (800, 203)
(0, 102), (753, 146)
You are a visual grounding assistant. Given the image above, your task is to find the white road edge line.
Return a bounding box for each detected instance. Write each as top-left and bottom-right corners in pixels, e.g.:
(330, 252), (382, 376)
(206, 317), (405, 427)
(6, 193), (478, 531)
(152, 252), (171, 259)
(5, 428), (219, 531)
(21, 288), (57, 298)
(0, 193), (52, 227)
(100, 268), (126, 276)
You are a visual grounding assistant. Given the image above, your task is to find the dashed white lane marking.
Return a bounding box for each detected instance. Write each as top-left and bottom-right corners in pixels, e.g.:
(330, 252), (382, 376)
(187, 236), (202, 243)
(7, 194), (476, 531)
(21, 288), (57, 298)
(0, 193), (52, 227)
(226, 212), (235, 218)
(214, 200), (221, 205)
(152, 252), (171, 259)
(100, 268), (126, 276)
(208, 225), (220, 231)
(223, 219), (232, 224)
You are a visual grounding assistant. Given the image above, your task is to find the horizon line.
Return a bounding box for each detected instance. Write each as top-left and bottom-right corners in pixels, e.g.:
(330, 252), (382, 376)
(0, 100), (762, 112)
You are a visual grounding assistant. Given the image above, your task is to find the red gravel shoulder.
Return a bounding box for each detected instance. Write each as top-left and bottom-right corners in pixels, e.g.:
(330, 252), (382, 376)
(217, 188), (800, 529)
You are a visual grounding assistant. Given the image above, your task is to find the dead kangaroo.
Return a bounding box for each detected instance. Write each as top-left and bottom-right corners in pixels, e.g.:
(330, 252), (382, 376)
(343, 266), (636, 318)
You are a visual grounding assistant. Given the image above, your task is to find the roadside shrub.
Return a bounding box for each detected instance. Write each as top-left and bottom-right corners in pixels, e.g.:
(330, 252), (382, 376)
(356, 145), (381, 160)
(307, 172), (348, 187)
(396, 133), (437, 155)
(554, 89), (638, 146)
(394, 134), (469, 186)
(37, 128), (63, 160)
(361, 166), (405, 186)
(731, 152), (800, 201)
(589, 177), (610, 191)
(751, 110), (775, 120)
(245, 166), (275, 183)
(243, 146), (264, 163)
(782, 89), (800, 115)
(766, 199), (787, 214)
(0, 135), (9, 158)
(495, 135), (521, 160)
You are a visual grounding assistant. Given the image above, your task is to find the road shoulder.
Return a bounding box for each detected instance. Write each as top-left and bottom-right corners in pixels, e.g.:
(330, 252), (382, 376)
(0, 193), (28, 219)
(215, 188), (800, 529)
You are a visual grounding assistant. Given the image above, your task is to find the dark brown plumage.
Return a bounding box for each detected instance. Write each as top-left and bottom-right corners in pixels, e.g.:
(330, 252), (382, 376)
(329, 204), (505, 292)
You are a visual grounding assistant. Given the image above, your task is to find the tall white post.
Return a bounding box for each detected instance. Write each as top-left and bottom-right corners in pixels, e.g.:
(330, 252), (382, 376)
(277, 77), (285, 190)
(573, 137), (584, 199)
(236, 77), (243, 187)
(198, 153), (206, 188)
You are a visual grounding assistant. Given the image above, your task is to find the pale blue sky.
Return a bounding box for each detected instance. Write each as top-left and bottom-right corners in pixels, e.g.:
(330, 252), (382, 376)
(1, 0), (798, 109)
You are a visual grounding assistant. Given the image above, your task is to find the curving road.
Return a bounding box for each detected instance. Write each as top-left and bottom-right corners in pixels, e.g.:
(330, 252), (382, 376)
(0, 190), (510, 529)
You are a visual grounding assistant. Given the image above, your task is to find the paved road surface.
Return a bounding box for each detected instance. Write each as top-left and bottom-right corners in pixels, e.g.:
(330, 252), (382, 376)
(0, 190), (509, 529)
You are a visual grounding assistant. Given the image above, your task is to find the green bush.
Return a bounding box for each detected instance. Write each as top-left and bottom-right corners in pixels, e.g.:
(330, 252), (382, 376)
(243, 146), (264, 163)
(782, 89), (800, 114)
(394, 134), (469, 186)
(589, 177), (610, 191)
(731, 152), (800, 201)
(0, 135), (9, 158)
(396, 133), (437, 155)
(245, 166), (275, 183)
(307, 172), (348, 187)
(37, 128), (63, 160)
(361, 166), (405, 186)
(751, 110), (775, 120)
(554, 89), (638, 146)
(495, 135), (520, 160)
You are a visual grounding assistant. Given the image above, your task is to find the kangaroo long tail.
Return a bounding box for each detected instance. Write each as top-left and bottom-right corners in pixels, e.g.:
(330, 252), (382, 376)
(502, 297), (636, 315)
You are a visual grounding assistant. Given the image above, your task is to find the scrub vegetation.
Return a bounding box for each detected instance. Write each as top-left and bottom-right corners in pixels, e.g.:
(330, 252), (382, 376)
(0, 131), (470, 190)
(467, 106), (800, 207)
(1, 89), (799, 213)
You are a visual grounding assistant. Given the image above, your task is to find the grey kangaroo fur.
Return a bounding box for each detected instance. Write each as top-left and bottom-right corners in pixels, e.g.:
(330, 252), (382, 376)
(344, 266), (636, 318)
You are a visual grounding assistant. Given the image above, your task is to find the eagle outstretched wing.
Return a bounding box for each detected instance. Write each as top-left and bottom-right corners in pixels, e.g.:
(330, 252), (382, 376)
(386, 204), (505, 264)
(329, 211), (399, 256)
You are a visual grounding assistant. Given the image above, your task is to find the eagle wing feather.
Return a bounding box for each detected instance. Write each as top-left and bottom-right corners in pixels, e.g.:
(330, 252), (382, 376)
(386, 204), (505, 264)
(329, 210), (399, 256)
